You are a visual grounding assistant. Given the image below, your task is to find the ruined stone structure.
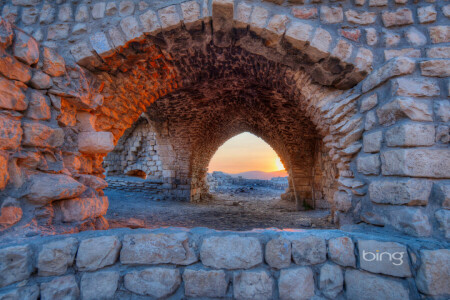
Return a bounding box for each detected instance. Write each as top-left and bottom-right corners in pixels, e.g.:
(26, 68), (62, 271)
(0, 0), (449, 298)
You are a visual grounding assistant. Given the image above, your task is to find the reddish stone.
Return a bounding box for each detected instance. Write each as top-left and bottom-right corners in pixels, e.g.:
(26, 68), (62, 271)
(22, 121), (64, 148)
(0, 151), (9, 190)
(0, 77), (27, 110)
(340, 29), (361, 42)
(292, 7), (318, 19)
(25, 91), (51, 120)
(0, 17), (13, 48)
(13, 30), (39, 65)
(0, 114), (22, 150)
(42, 47), (66, 77)
(59, 196), (109, 222)
(0, 51), (32, 82)
(0, 206), (22, 228)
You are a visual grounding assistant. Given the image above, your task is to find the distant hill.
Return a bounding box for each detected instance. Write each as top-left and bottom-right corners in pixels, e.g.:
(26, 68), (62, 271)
(228, 170), (288, 180)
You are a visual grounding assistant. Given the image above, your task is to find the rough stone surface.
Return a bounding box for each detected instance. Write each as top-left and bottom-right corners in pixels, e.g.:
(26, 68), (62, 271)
(435, 209), (450, 239)
(328, 236), (356, 267)
(363, 131), (382, 153)
(291, 235), (326, 265)
(59, 196), (109, 222)
(420, 60), (450, 77)
(78, 131), (115, 154)
(416, 249), (450, 296)
(319, 263), (343, 299)
(22, 122), (64, 148)
(234, 270), (273, 300)
(80, 271), (119, 300)
(357, 154), (380, 175)
(37, 238), (77, 276)
(0, 114), (22, 150)
(0, 285), (39, 300)
(369, 179), (432, 206)
(76, 235), (121, 271)
(42, 47), (65, 77)
(183, 269), (228, 298)
(0, 245), (32, 288)
(40, 275), (79, 300)
(201, 235), (262, 269)
(278, 267), (315, 300)
(124, 268), (181, 298)
(121, 233), (197, 265)
(0, 77), (27, 110)
(385, 122), (435, 147)
(265, 237), (291, 269)
(377, 97), (433, 125)
(393, 77), (440, 97)
(13, 30), (38, 65)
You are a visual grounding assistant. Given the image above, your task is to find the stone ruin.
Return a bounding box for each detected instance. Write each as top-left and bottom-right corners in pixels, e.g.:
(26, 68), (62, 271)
(0, 0), (449, 298)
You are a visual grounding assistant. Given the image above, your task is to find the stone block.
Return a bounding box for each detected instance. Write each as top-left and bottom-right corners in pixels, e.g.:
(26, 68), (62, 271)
(345, 269), (409, 300)
(121, 232), (197, 265)
(385, 122), (435, 147)
(369, 179), (432, 206)
(436, 100), (450, 122)
(183, 269), (228, 298)
(420, 60), (450, 77)
(291, 235), (326, 265)
(0, 114), (22, 150)
(285, 21), (313, 51)
(331, 39), (353, 63)
(334, 190), (352, 213)
(320, 6), (343, 24)
(30, 70), (52, 89)
(59, 196), (109, 222)
(345, 10), (376, 25)
(405, 27), (427, 46)
(78, 131), (114, 154)
(358, 240), (411, 277)
(0, 51), (32, 82)
(381, 149), (450, 178)
(363, 131), (382, 153)
(42, 47), (65, 77)
(13, 30), (39, 65)
(435, 209), (450, 239)
(76, 235), (121, 271)
(427, 46), (450, 59)
(357, 154), (380, 175)
(22, 122), (64, 148)
(278, 267), (314, 300)
(265, 237), (291, 269)
(249, 6), (269, 35)
(24, 173), (86, 205)
(0, 245), (32, 288)
(393, 77), (440, 97)
(436, 183), (450, 209)
(418, 5), (437, 23)
(377, 97), (432, 125)
(234, 270), (273, 300)
(120, 16), (143, 40)
(25, 91), (51, 120)
(328, 236), (356, 267)
(0, 285), (39, 300)
(200, 235), (262, 269)
(80, 271), (119, 300)
(389, 206), (432, 237)
(416, 249), (450, 296)
(124, 268), (180, 298)
(429, 26), (450, 44)
(360, 93), (377, 113)
(40, 275), (79, 300)
(90, 32), (112, 57)
(181, 1), (200, 26)
(91, 2), (105, 19)
(382, 8), (413, 27)
(158, 5), (180, 30)
(291, 7), (317, 20)
(319, 263), (343, 299)
(37, 238), (77, 276)
(366, 28), (377, 46)
(234, 2), (251, 28)
(0, 76), (27, 110)
(309, 28), (332, 62)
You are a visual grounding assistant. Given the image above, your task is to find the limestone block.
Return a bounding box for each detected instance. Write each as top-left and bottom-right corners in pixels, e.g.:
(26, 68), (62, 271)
(369, 179), (432, 206)
(416, 249), (450, 296)
(363, 131), (382, 153)
(0, 114), (22, 150)
(181, 1), (200, 27)
(362, 57), (415, 93)
(78, 132), (114, 154)
(405, 27), (426, 46)
(345, 269), (409, 300)
(285, 21), (313, 51)
(212, 0), (234, 31)
(0, 204), (22, 228)
(249, 6), (269, 35)
(124, 268), (180, 298)
(393, 77), (440, 97)
(436, 183), (450, 209)
(200, 235), (262, 269)
(119, 0), (135, 17)
(25, 91), (51, 120)
(60, 196), (108, 222)
(40, 275), (79, 300)
(319, 263), (343, 298)
(90, 32), (112, 57)
(76, 236), (120, 271)
(265, 14), (289, 43)
(420, 60), (450, 77)
(0, 285), (39, 300)
(30, 70), (52, 89)
(382, 8), (413, 27)
(331, 39), (353, 63)
(360, 93), (377, 113)
(334, 190), (352, 213)
(429, 26), (450, 44)
(13, 30), (38, 65)
(120, 16), (143, 40)
(0, 51), (31, 82)
(80, 271), (119, 300)
(139, 9), (160, 35)
(183, 269), (228, 298)
(234, 2), (252, 28)
(389, 206), (432, 237)
(158, 5), (180, 30)
(309, 28), (332, 62)
(385, 122), (435, 147)
(357, 154), (380, 175)
(320, 6), (343, 24)
(0, 245), (32, 288)
(418, 5), (436, 23)
(358, 240), (411, 277)
(278, 267), (315, 300)
(381, 149), (450, 178)
(42, 47), (65, 77)
(291, 235), (326, 265)
(436, 100), (450, 122)
(345, 10), (376, 25)
(377, 97), (432, 125)
(328, 236), (355, 267)
(265, 237), (291, 269)
(37, 238), (77, 276)
(91, 2), (106, 19)
(22, 121), (64, 148)
(0, 76), (27, 111)
(234, 270), (273, 300)
(121, 232), (197, 265)
(369, 0), (387, 6)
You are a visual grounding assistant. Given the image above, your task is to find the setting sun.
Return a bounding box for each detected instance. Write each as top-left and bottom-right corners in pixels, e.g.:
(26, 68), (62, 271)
(275, 157), (285, 171)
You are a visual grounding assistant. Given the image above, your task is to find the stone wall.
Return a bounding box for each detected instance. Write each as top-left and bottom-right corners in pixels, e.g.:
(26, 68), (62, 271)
(0, 228), (449, 299)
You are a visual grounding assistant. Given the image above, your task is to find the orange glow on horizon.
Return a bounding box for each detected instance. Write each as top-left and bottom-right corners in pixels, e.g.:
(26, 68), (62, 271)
(208, 132), (286, 174)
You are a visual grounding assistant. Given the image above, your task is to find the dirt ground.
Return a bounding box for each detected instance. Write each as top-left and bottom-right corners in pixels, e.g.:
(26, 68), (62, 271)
(106, 185), (335, 231)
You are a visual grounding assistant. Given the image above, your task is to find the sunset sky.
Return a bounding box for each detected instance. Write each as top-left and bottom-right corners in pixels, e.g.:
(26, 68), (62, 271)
(208, 132), (285, 174)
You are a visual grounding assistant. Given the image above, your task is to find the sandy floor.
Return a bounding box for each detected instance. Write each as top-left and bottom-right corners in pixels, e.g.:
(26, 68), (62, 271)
(106, 185), (334, 231)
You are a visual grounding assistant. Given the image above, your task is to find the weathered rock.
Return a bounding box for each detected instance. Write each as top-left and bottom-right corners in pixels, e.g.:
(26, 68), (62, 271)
(75, 174), (108, 190)
(377, 97), (433, 125)
(363, 130), (382, 153)
(139, 9), (160, 34)
(80, 271), (120, 300)
(435, 209), (450, 239)
(265, 237), (291, 269)
(40, 275), (79, 300)
(124, 268), (181, 298)
(291, 235), (326, 265)
(393, 77), (440, 97)
(381, 149), (450, 178)
(429, 26), (450, 44)
(405, 27), (427, 46)
(320, 6), (343, 24)
(0, 245), (32, 288)
(382, 8), (413, 27)
(435, 183), (450, 209)
(30, 70), (52, 89)
(416, 249), (450, 296)
(59, 196), (109, 222)
(234, 270), (273, 300)
(13, 30), (39, 65)
(319, 263), (343, 299)
(183, 269), (228, 298)
(200, 235), (262, 269)
(42, 47), (65, 77)
(0, 75), (27, 111)
(369, 179), (432, 206)
(357, 154), (380, 175)
(0, 18), (13, 48)
(24, 173), (86, 205)
(388, 206), (432, 237)
(385, 122), (435, 147)
(345, 269), (409, 300)
(22, 122), (64, 148)
(278, 267), (315, 300)
(360, 93), (378, 113)
(0, 51), (31, 82)
(0, 285), (39, 300)
(334, 190), (353, 213)
(285, 21), (313, 51)
(37, 238), (77, 276)
(328, 236), (356, 267)
(358, 240), (411, 277)
(25, 91), (51, 120)
(0, 205), (22, 229)
(0, 114), (22, 149)
(78, 131), (115, 154)
(121, 232), (197, 265)
(436, 100), (450, 122)
(420, 60), (450, 77)
(76, 235), (121, 271)
(0, 151), (8, 189)
(345, 10), (376, 25)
